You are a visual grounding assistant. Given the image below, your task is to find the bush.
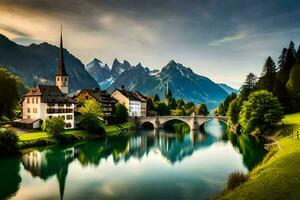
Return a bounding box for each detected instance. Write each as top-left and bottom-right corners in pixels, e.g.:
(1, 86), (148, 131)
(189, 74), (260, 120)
(79, 113), (106, 134)
(78, 100), (105, 134)
(0, 128), (19, 155)
(227, 171), (248, 190)
(114, 103), (128, 123)
(42, 117), (65, 139)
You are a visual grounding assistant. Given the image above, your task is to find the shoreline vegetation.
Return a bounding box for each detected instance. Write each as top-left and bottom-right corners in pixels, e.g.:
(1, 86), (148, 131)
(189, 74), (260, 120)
(13, 121), (136, 153)
(218, 112), (300, 200)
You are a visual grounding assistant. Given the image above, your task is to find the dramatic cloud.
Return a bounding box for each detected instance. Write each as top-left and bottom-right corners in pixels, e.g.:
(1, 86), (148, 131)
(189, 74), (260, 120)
(0, 0), (300, 87)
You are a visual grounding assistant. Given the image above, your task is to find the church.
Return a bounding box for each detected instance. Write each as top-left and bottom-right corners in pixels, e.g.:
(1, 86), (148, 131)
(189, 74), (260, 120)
(16, 29), (75, 129)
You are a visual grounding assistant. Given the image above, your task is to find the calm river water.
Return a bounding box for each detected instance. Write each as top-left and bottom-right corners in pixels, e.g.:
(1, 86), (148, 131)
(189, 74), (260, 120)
(0, 120), (266, 200)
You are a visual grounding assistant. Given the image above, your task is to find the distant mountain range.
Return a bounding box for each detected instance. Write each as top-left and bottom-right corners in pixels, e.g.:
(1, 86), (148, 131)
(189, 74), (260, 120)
(0, 33), (237, 109)
(0, 34), (98, 93)
(86, 58), (237, 109)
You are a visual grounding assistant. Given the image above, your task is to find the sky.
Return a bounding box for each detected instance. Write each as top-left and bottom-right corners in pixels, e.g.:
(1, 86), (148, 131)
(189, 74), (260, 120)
(1, 0), (300, 88)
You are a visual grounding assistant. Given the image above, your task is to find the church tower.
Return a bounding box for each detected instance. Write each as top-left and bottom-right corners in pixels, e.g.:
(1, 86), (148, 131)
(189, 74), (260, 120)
(56, 26), (69, 94)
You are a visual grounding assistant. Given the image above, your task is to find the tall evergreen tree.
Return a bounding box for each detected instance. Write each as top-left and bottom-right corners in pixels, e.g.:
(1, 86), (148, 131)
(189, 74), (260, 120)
(277, 41), (296, 85)
(296, 46), (300, 64)
(240, 73), (257, 99)
(257, 57), (277, 92)
(277, 48), (287, 71)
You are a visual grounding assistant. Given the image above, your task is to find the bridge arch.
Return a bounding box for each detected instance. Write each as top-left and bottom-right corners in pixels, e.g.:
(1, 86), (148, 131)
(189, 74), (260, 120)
(135, 115), (228, 131)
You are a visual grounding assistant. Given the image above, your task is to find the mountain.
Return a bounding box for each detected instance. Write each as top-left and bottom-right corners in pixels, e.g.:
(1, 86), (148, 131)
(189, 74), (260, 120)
(85, 58), (114, 89)
(111, 59), (132, 77)
(218, 83), (238, 95)
(107, 60), (232, 109)
(0, 34), (98, 93)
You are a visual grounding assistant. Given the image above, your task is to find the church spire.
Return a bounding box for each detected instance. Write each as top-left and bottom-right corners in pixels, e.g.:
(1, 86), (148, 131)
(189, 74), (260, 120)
(56, 25), (68, 76)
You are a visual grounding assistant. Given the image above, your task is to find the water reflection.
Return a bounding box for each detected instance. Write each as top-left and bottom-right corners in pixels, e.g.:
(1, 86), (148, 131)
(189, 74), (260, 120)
(0, 158), (21, 200)
(1, 121), (267, 200)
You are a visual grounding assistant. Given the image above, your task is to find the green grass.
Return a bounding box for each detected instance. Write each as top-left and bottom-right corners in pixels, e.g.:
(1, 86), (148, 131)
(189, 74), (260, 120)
(282, 112), (300, 126)
(219, 113), (300, 200)
(17, 121), (136, 142)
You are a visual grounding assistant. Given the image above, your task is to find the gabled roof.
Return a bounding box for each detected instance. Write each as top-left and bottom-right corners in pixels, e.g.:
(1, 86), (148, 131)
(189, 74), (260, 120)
(24, 85), (75, 103)
(75, 89), (117, 103)
(113, 89), (147, 102)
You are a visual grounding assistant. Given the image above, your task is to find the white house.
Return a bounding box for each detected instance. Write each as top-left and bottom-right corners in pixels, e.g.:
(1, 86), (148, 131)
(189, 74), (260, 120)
(16, 29), (75, 129)
(111, 87), (147, 117)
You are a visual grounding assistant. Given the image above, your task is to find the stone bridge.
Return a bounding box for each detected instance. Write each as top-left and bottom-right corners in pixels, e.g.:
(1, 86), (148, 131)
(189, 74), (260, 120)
(135, 114), (228, 130)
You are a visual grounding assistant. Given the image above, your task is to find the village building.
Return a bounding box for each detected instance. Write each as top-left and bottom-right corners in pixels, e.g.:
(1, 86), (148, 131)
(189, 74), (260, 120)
(111, 87), (147, 117)
(74, 88), (117, 117)
(15, 28), (75, 129)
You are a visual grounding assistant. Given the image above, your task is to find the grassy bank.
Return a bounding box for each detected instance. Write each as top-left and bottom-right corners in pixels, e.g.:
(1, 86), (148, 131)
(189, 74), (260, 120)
(17, 121), (136, 149)
(219, 113), (300, 200)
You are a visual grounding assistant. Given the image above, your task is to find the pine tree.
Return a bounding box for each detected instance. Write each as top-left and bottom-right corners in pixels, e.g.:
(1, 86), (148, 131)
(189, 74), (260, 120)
(240, 73), (257, 99)
(277, 48), (287, 71)
(296, 46), (300, 64)
(154, 94), (160, 102)
(258, 57), (277, 92)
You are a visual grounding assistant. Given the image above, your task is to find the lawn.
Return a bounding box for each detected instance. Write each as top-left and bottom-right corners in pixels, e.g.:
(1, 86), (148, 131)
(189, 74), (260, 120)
(219, 113), (300, 200)
(17, 121), (136, 142)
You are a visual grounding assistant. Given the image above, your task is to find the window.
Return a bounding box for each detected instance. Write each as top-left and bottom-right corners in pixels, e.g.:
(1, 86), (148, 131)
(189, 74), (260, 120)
(47, 103), (55, 107)
(60, 115), (65, 120)
(57, 77), (60, 81)
(66, 122), (72, 128)
(36, 98), (39, 104)
(33, 108), (37, 113)
(65, 78), (67, 81)
(27, 115), (31, 119)
(67, 115), (72, 120)
(58, 103), (64, 107)
(66, 103), (72, 107)
(27, 98), (30, 104)
(49, 115), (52, 119)
(32, 98), (34, 104)
(27, 108), (30, 113)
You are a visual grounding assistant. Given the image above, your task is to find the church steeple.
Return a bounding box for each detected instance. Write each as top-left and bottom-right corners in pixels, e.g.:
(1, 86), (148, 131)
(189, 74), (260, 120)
(56, 25), (68, 76)
(56, 25), (69, 94)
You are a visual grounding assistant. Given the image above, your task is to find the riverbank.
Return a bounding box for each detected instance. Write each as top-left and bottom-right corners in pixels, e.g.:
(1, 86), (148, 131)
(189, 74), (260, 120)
(16, 121), (136, 151)
(218, 113), (300, 200)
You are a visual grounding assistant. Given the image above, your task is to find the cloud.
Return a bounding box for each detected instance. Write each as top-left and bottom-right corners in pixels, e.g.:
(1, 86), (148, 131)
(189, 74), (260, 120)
(208, 30), (250, 46)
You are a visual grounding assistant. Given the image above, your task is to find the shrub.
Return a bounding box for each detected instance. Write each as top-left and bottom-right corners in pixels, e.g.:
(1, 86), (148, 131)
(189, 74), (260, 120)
(42, 117), (65, 139)
(79, 113), (106, 134)
(0, 128), (19, 155)
(114, 103), (128, 123)
(227, 171), (248, 190)
(78, 100), (105, 134)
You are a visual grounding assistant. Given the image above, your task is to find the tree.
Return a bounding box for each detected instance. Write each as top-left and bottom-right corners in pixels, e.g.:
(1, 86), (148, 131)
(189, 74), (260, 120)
(154, 94), (160, 102)
(227, 97), (242, 126)
(156, 101), (170, 116)
(215, 93), (237, 116)
(114, 103), (128, 123)
(78, 100), (105, 134)
(277, 48), (287, 71)
(240, 73), (257, 99)
(239, 90), (284, 134)
(78, 99), (103, 119)
(0, 128), (19, 155)
(0, 67), (23, 119)
(195, 104), (209, 116)
(176, 99), (185, 109)
(257, 57), (277, 92)
(277, 41), (296, 85)
(42, 117), (65, 139)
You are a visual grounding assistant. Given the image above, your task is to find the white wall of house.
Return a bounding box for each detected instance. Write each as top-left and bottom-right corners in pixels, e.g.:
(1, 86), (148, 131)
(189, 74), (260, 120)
(129, 100), (141, 117)
(23, 96), (75, 129)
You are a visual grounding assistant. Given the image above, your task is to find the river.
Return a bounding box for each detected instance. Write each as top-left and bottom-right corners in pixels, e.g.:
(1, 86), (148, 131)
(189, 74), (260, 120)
(0, 120), (267, 200)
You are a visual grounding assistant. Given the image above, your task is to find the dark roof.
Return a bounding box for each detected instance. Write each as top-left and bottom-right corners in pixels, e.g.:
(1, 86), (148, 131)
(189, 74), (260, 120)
(56, 29), (68, 76)
(24, 85), (75, 103)
(114, 89), (147, 102)
(76, 89), (117, 103)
